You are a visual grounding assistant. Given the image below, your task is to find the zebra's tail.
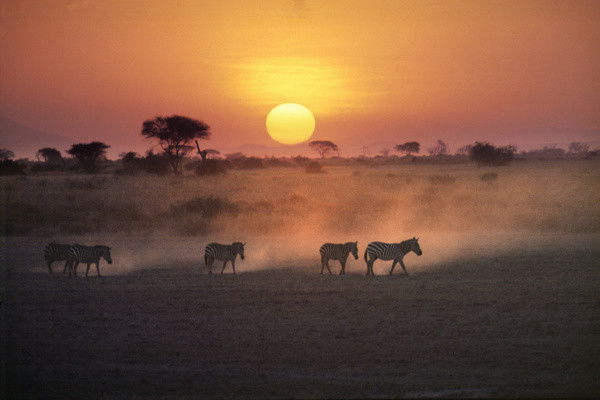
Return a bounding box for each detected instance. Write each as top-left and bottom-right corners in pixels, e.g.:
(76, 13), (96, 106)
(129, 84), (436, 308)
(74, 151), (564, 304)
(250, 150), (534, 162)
(363, 249), (368, 263)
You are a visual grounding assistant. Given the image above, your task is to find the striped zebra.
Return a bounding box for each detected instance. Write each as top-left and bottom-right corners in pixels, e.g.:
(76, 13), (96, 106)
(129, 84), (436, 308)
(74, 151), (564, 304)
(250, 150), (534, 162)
(319, 242), (358, 275)
(43, 242), (73, 274)
(364, 238), (422, 276)
(66, 244), (113, 277)
(204, 242), (245, 274)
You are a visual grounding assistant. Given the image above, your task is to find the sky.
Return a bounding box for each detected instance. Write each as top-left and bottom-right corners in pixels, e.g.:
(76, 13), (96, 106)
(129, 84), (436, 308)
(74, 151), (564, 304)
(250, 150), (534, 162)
(1, 0), (599, 158)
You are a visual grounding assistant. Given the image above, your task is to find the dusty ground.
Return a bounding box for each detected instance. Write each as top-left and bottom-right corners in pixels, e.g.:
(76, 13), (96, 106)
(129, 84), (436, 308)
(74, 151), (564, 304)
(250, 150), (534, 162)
(2, 234), (599, 399)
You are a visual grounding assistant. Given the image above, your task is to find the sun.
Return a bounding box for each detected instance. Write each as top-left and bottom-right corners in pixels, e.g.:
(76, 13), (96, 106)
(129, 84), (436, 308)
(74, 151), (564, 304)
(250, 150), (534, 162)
(266, 103), (315, 145)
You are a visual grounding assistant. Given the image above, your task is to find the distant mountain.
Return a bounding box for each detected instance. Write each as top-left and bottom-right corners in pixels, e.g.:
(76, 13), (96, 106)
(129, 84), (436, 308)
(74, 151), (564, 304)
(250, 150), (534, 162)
(0, 117), (73, 159)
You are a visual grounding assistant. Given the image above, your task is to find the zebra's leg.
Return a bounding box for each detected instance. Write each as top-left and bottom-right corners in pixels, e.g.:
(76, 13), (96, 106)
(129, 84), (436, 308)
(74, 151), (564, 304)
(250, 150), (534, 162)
(339, 259), (346, 275)
(325, 260), (332, 275)
(221, 260), (228, 274)
(48, 261), (53, 274)
(206, 256), (213, 274)
(368, 257), (377, 276)
(72, 262), (79, 277)
(231, 259), (236, 275)
(63, 260), (70, 274)
(399, 259), (409, 276)
(96, 262), (101, 277)
(86, 263), (91, 277)
(389, 260), (398, 275)
(320, 256), (326, 275)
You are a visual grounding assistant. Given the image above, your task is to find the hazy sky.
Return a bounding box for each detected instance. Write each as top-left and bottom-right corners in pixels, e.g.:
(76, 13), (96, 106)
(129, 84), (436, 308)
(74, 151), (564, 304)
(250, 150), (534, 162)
(1, 0), (599, 157)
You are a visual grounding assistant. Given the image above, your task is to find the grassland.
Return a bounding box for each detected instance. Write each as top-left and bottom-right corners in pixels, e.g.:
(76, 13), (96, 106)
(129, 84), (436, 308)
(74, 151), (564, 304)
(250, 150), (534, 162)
(2, 159), (600, 398)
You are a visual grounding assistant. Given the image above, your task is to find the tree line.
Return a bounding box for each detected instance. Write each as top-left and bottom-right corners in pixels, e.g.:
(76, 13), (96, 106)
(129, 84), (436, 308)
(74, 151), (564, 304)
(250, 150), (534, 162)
(0, 114), (596, 175)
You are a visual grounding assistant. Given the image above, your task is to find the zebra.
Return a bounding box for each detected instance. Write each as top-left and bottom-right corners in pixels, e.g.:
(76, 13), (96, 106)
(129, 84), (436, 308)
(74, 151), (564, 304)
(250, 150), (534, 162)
(66, 244), (113, 277)
(319, 242), (358, 275)
(364, 238), (422, 276)
(43, 242), (73, 274)
(204, 242), (245, 274)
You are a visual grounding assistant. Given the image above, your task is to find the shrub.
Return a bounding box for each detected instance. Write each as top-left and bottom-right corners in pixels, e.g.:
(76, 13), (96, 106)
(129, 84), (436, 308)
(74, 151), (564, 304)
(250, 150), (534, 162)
(305, 161), (322, 173)
(170, 196), (240, 219)
(236, 157), (264, 169)
(65, 177), (106, 190)
(0, 160), (26, 175)
(264, 157), (293, 168)
(428, 175), (456, 185)
(469, 142), (515, 166)
(480, 172), (498, 182)
(195, 159), (229, 175)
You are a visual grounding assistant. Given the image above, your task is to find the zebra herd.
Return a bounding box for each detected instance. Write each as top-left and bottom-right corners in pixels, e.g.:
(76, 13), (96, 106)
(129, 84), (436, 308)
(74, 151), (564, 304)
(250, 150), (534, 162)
(43, 237), (422, 277)
(44, 243), (113, 277)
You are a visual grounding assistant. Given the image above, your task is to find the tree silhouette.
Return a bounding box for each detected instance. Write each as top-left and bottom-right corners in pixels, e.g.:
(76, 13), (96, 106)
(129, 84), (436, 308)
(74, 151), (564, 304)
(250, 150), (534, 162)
(141, 115), (210, 174)
(394, 141), (420, 156)
(309, 140), (338, 158)
(469, 142), (516, 166)
(427, 140), (448, 156)
(67, 142), (110, 172)
(0, 148), (15, 161)
(36, 147), (63, 164)
(568, 142), (590, 155)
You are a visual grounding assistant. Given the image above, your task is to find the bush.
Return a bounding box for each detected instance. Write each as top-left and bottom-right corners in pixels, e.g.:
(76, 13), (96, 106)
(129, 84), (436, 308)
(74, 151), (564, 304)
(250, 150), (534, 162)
(480, 172), (498, 182)
(195, 159), (229, 176)
(428, 175), (456, 185)
(305, 161), (322, 173)
(30, 162), (63, 173)
(469, 142), (515, 166)
(170, 196), (240, 219)
(0, 160), (26, 175)
(65, 177), (106, 190)
(236, 157), (264, 169)
(264, 157), (293, 168)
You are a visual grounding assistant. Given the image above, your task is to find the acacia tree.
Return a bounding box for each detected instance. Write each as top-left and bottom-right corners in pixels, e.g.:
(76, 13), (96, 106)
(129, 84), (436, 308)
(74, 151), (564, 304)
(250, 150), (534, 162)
(141, 115), (210, 174)
(309, 140), (338, 158)
(36, 147), (63, 164)
(67, 142), (110, 172)
(394, 141), (420, 156)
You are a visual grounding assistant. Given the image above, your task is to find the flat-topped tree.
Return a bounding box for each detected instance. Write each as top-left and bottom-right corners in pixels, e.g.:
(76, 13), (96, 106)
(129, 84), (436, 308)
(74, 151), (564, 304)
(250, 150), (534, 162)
(395, 141), (420, 156)
(141, 115), (210, 174)
(67, 142), (110, 172)
(309, 140), (338, 158)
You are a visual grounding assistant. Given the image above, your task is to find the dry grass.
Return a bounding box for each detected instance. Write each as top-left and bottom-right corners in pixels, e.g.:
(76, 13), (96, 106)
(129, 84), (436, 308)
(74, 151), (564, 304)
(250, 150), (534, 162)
(1, 160), (598, 236)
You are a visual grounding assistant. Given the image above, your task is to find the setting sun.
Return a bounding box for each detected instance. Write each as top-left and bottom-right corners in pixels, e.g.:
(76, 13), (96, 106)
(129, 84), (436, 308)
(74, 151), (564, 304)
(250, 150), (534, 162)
(265, 103), (315, 145)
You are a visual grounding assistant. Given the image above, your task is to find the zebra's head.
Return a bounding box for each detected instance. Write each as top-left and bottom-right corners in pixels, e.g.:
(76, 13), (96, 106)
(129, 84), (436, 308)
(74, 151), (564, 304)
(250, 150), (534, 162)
(347, 242), (359, 259)
(233, 242), (245, 260)
(411, 237), (422, 256)
(97, 246), (113, 264)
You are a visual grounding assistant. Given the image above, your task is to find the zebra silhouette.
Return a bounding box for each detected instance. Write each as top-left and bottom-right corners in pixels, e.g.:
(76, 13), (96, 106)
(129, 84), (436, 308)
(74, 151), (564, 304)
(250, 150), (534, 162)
(204, 242), (245, 274)
(43, 242), (73, 274)
(364, 238), (422, 276)
(66, 244), (113, 277)
(319, 242), (358, 275)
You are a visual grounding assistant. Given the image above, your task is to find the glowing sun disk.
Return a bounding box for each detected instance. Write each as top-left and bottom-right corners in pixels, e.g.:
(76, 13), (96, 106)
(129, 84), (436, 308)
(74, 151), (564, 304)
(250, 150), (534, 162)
(266, 103), (315, 145)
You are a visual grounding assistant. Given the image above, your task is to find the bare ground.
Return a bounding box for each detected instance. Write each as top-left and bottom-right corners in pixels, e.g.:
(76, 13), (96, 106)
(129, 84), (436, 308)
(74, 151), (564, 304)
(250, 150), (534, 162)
(2, 235), (600, 399)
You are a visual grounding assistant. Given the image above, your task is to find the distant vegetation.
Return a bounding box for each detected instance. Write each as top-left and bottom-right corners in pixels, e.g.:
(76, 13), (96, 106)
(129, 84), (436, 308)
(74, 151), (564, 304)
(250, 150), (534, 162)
(141, 115), (210, 174)
(67, 142), (110, 173)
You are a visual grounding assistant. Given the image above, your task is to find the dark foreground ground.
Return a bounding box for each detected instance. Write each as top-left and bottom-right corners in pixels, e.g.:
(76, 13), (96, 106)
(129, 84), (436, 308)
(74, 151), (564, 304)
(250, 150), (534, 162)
(2, 241), (600, 399)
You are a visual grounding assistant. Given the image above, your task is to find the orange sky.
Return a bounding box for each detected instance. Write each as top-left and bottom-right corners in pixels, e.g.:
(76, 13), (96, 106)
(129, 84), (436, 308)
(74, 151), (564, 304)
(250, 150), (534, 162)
(1, 0), (599, 157)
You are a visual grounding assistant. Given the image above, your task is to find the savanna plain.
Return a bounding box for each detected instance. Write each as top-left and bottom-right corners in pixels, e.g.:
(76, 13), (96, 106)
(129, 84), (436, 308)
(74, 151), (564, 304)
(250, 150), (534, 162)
(2, 160), (600, 398)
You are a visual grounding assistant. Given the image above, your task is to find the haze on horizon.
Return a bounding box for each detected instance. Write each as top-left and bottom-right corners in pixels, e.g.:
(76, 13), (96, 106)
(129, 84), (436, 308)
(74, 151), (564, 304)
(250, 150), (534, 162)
(1, 0), (599, 158)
